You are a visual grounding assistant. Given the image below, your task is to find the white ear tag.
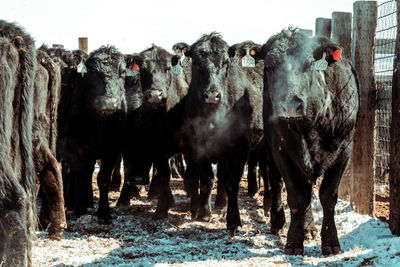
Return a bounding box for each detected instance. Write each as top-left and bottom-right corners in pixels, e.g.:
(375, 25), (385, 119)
(172, 64), (183, 75)
(313, 52), (328, 71)
(77, 61), (87, 73)
(241, 49), (255, 68)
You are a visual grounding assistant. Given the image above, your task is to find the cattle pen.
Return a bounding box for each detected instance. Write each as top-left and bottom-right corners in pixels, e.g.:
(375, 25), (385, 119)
(3, 0), (400, 266)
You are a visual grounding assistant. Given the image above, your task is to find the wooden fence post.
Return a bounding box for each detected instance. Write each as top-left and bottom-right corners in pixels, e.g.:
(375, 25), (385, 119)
(79, 37), (88, 53)
(315, 17), (332, 38)
(298, 28), (313, 37)
(390, 0), (400, 235)
(351, 0), (377, 216)
(332, 11), (353, 201)
(332, 12), (352, 59)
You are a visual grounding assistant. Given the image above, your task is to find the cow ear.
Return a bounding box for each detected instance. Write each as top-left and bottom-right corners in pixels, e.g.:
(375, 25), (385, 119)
(313, 41), (343, 65)
(228, 44), (238, 58)
(249, 45), (262, 61)
(130, 54), (144, 69)
(171, 55), (179, 66)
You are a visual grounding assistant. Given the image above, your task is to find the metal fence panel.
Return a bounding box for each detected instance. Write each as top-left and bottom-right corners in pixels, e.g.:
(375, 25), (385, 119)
(375, 0), (397, 186)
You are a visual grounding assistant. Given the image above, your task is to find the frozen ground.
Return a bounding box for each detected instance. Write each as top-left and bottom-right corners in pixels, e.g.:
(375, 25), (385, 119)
(33, 174), (400, 267)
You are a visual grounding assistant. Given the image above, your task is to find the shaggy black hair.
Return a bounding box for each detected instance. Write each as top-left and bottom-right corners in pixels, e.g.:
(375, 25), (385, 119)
(0, 19), (36, 266)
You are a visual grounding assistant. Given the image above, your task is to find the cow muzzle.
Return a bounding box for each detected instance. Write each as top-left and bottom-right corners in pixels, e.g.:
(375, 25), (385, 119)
(94, 96), (120, 115)
(145, 89), (165, 104)
(278, 98), (304, 119)
(201, 90), (222, 104)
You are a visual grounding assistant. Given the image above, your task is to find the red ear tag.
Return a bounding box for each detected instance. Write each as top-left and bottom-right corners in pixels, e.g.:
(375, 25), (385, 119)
(238, 56), (242, 63)
(131, 62), (139, 72)
(330, 49), (342, 61)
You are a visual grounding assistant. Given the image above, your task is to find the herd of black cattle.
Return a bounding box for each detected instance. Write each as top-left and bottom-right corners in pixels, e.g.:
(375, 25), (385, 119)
(0, 19), (360, 266)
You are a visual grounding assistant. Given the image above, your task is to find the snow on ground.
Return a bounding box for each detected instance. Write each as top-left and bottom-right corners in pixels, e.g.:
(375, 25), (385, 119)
(33, 175), (400, 267)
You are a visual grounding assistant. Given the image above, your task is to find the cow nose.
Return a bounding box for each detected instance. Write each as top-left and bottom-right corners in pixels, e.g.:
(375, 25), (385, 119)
(201, 90), (222, 104)
(278, 97), (304, 119)
(145, 89), (164, 104)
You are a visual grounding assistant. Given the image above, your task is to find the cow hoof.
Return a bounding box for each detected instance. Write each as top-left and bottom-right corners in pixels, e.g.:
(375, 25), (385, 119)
(228, 226), (239, 237)
(304, 229), (317, 240)
(270, 227), (282, 235)
(98, 217), (112, 225)
(284, 247), (304, 255)
(148, 191), (159, 200)
(214, 205), (227, 216)
(196, 214), (211, 222)
(116, 198), (130, 207)
(322, 245), (341, 255)
(196, 208), (211, 222)
(38, 221), (49, 231)
(48, 232), (63, 241)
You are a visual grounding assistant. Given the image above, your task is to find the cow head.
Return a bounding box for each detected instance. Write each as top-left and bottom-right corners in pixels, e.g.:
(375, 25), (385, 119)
(135, 45), (175, 108)
(85, 46), (126, 116)
(186, 32), (229, 105)
(228, 41), (262, 67)
(262, 29), (342, 123)
(124, 54), (143, 111)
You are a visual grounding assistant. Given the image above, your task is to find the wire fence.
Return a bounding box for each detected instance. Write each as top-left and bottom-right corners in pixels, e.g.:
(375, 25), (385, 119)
(374, 0), (397, 187)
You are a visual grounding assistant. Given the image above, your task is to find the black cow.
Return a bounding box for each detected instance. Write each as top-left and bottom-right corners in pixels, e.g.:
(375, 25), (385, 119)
(0, 20), (36, 267)
(65, 46), (126, 223)
(39, 46), (91, 213)
(33, 50), (67, 240)
(262, 29), (359, 255)
(118, 44), (191, 218)
(225, 41), (286, 231)
(181, 33), (263, 233)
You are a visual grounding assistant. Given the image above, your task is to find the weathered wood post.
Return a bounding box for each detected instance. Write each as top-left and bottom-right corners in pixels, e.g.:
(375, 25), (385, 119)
(351, 1), (377, 216)
(390, 0), (400, 235)
(298, 29), (313, 37)
(332, 11), (353, 201)
(79, 37), (88, 53)
(315, 17), (332, 38)
(332, 12), (352, 59)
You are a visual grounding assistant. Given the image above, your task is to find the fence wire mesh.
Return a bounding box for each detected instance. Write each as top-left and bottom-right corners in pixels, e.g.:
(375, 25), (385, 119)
(374, 0), (397, 187)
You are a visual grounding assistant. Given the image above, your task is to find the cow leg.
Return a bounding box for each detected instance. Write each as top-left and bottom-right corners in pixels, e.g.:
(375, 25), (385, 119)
(117, 151), (151, 206)
(110, 154), (122, 192)
(196, 160), (214, 222)
(319, 151), (349, 255)
(266, 158), (286, 235)
(219, 146), (247, 235)
(37, 188), (50, 230)
(247, 150), (259, 197)
(38, 149), (67, 240)
(83, 161), (95, 209)
(1, 183), (29, 267)
(148, 167), (160, 199)
(259, 150), (271, 217)
(283, 173), (312, 255)
(153, 159), (173, 219)
(176, 154), (186, 179)
(97, 152), (119, 224)
(185, 159), (200, 218)
(214, 166), (227, 213)
(169, 156), (181, 178)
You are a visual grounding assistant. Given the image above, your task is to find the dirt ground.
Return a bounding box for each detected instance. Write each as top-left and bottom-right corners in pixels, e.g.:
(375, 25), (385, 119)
(375, 185), (390, 222)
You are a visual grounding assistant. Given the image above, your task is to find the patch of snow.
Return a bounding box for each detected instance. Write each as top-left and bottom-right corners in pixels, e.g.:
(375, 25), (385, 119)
(33, 177), (400, 267)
